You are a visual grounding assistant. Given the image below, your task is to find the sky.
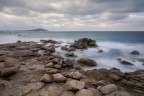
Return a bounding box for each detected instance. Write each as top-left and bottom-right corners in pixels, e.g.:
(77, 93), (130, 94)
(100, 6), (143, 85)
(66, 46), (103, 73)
(0, 0), (144, 31)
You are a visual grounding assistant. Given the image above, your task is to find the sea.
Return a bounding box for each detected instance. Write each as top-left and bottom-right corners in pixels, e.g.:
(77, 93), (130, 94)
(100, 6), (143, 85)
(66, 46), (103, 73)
(0, 31), (144, 72)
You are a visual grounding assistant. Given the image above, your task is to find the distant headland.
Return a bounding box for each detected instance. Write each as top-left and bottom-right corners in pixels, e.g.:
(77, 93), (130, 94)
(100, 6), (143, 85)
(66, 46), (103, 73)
(28, 28), (48, 31)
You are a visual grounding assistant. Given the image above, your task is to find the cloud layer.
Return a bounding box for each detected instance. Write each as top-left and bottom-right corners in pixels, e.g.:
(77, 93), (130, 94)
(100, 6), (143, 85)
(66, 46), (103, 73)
(0, 0), (144, 31)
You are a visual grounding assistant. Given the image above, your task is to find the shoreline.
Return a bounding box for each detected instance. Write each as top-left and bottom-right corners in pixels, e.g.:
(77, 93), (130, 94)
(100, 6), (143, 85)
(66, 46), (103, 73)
(0, 38), (144, 96)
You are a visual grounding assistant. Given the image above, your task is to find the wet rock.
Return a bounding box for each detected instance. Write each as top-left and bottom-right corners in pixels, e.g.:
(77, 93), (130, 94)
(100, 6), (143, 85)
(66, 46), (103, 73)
(119, 60), (134, 65)
(67, 47), (76, 51)
(61, 46), (68, 51)
(99, 84), (118, 95)
(70, 38), (97, 49)
(40, 39), (58, 44)
(4, 57), (19, 68)
(75, 89), (93, 96)
(106, 91), (133, 96)
(8, 50), (34, 57)
(0, 65), (21, 77)
(64, 80), (85, 91)
(40, 74), (51, 83)
(77, 58), (97, 66)
(17, 40), (22, 43)
(65, 71), (82, 80)
(65, 52), (75, 57)
(61, 91), (75, 96)
(98, 50), (103, 53)
(53, 73), (67, 82)
(130, 50), (139, 55)
(45, 46), (55, 52)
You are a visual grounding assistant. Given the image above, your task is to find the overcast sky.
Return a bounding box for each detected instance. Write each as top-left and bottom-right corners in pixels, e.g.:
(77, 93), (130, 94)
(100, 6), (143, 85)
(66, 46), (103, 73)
(0, 0), (144, 31)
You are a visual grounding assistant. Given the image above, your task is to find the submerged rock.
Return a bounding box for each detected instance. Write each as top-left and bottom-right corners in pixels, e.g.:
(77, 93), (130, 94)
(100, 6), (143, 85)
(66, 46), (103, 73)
(77, 58), (97, 66)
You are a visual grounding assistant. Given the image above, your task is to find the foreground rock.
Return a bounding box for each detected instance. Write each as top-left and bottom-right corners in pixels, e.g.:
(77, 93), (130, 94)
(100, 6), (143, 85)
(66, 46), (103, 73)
(64, 80), (85, 91)
(4, 57), (19, 68)
(65, 71), (82, 80)
(53, 73), (67, 82)
(70, 38), (97, 49)
(75, 89), (93, 96)
(77, 58), (97, 66)
(99, 84), (118, 95)
(40, 74), (51, 83)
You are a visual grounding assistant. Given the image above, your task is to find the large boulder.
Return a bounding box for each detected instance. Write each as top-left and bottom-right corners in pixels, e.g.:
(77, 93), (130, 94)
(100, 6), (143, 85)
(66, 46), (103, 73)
(99, 84), (118, 95)
(75, 89), (94, 96)
(8, 50), (34, 57)
(77, 58), (97, 66)
(65, 71), (82, 80)
(4, 57), (19, 68)
(53, 73), (67, 82)
(70, 38), (97, 49)
(64, 80), (85, 91)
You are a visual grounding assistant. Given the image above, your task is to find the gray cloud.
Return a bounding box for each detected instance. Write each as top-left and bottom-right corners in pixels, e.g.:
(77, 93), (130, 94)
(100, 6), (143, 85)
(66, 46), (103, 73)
(0, 0), (144, 31)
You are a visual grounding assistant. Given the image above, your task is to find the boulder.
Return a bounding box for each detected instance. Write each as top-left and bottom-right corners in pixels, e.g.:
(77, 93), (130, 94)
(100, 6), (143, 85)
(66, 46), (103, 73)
(64, 80), (85, 91)
(0, 65), (21, 77)
(99, 84), (118, 95)
(65, 52), (75, 57)
(64, 58), (75, 67)
(105, 91), (133, 96)
(130, 50), (139, 55)
(61, 91), (75, 96)
(52, 58), (60, 64)
(53, 73), (67, 82)
(54, 64), (62, 69)
(75, 89), (93, 96)
(65, 71), (82, 80)
(67, 47), (76, 51)
(109, 74), (121, 81)
(70, 38), (97, 49)
(8, 50), (34, 57)
(40, 74), (51, 83)
(40, 39), (58, 44)
(44, 62), (54, 68)
(77, 58), (97, 66)
(119, 60), (134, 65)
(45, 46), (55, 52)
(88, 88), (102, 96)
(4, 57), (19, 68)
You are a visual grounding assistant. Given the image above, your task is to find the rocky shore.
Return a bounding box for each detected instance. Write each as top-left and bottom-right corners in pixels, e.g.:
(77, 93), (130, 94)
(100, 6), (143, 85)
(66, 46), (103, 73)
(0, 38), (144, 96)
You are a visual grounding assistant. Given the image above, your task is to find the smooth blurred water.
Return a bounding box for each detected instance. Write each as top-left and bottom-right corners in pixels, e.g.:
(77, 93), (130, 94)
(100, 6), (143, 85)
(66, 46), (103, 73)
(0, 31), (144, 72)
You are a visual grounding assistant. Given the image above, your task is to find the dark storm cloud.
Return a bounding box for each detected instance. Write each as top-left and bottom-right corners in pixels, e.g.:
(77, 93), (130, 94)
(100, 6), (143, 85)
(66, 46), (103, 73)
(0, 0), (144, 30)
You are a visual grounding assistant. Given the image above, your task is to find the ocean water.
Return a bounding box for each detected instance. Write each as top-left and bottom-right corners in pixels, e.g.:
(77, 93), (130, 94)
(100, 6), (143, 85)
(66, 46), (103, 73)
(0, 31), (144, 72)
